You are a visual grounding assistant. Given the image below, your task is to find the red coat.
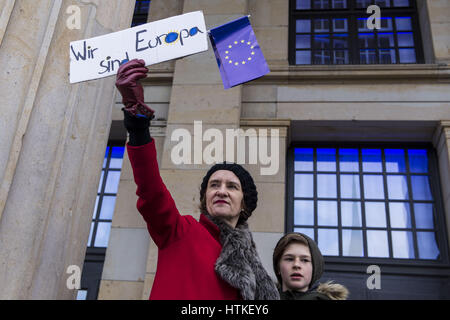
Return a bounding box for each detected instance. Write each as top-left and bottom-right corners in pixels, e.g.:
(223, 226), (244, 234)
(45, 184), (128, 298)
(127, 140), (241, 300)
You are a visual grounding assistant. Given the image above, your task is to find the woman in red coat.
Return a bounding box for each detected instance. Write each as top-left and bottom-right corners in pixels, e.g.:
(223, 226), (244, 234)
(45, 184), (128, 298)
(116, 59), (279, 300)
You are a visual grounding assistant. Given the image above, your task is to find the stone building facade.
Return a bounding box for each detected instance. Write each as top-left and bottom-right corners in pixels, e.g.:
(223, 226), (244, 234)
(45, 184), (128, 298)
(0, 0), (449, 300)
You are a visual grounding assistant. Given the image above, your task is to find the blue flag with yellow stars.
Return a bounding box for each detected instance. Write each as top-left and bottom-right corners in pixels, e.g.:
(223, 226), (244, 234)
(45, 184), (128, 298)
(208, 16), (270, 90)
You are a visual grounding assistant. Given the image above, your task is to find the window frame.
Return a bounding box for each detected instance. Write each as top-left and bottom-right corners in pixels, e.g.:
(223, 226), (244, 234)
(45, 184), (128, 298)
(286, 141), (450, 268)
(288, 0), (425, 65)
(88, 143), (124, 248)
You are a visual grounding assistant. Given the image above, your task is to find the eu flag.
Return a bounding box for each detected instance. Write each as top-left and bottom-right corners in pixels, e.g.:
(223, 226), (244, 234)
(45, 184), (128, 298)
(209, 16), (270, 90)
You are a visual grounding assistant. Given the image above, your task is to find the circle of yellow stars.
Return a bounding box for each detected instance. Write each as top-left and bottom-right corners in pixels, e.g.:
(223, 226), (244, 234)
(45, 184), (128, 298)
(224, 40), (256, 66)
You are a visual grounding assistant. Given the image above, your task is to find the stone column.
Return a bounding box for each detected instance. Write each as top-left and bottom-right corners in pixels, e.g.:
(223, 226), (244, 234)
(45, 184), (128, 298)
(433, 121), (450, 249)
(0, 0), (135, 299)
(425, 0), (450, 64)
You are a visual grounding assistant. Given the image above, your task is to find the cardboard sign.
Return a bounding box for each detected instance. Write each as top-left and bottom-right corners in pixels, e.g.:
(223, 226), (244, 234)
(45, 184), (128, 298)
(69, 11), (207, 83)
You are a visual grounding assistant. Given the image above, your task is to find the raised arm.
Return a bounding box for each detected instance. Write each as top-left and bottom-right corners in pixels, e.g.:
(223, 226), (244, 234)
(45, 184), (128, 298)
(116, 59), (183, 248)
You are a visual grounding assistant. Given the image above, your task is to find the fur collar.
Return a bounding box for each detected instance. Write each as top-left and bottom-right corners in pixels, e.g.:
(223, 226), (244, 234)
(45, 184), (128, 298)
(317, 281), (349, 300)
(204, 214), (280, 300)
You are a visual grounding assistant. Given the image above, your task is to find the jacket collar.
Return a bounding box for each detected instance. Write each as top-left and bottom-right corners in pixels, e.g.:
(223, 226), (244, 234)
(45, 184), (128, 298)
(199, 213), (221, 241)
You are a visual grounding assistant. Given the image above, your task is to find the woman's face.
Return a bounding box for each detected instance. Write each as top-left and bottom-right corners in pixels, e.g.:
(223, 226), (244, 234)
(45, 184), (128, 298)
(205, 170), (244, 228)
(279, 242), (313, 292)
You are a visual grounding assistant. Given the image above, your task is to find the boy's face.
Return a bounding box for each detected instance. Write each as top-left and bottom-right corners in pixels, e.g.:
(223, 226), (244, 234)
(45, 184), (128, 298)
(279, 242), (313, 292)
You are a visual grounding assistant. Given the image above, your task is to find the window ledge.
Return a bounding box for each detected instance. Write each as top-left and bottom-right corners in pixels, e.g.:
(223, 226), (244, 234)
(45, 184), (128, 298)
(263, 60), (450, 82)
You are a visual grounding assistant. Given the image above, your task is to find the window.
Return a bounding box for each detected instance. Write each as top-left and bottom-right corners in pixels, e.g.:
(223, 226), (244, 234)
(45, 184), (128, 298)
(80, 144), (125, 300)
(289, 0), (424, 65)
(132, 0), (151, 27)
(288, 144), (448, 262)
(87, 146), (125, 248)
(76, 290), (88, 300)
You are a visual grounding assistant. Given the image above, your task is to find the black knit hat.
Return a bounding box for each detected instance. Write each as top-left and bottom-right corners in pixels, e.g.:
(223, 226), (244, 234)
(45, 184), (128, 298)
(200, 163), (258, 222)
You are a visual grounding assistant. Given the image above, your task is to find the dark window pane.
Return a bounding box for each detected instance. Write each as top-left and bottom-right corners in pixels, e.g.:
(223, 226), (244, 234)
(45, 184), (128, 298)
(314, 34), (331, 49)
(417, 232), (440, 259)
(359, 33), (375, 48)
(358, 18), (370, 32)
(362, 149), (382, 172)
(295, 174), (314, 197)
(387, 175), (409, 200)
(318, 228), (339, 255)
(313, 0), (329, 9)
(296, 19), (311, 32)
(296, 50), (311, 64)
(394, 0), (410, 7)
(399, 48), (416, 63)
(367, 230), (389, 257)
(296, 35), (311, 49)
(391, 231), (415, 258)
(297, 0), (311, 9)
(334, 50), (349, 64)
(341, 174), (361, 199)
(356, 0), (371, 8)
(414, 203), (434, 229)
(332, 0), (347, 9)
(333, 34), (348, 48)
(379, 17), (393, 31)
(365, 202), (387, 227)
(318, 200), (338, 226)
(333, 19), (348, 32)
(295, 148), (314, 171)
(342, 229), (364, 256)
(294, 200), (314, 225)
(317, 148), (336, 171)
(314, 19), (329, 33)
(375, 0), (391, 7)
(408, 149), (428, 173)
(314, 50), (331, 64)
(105, 171), (121, 194)
(385, 149), (406, 173)
(317, 174), (337, 198)
(396, 17), (413, 31)
(341, 201), (362, 227)
(99, 196), (117, 220)
(411, 176), (433, 201)
(360, 49), (377, 64)
(398, 32), (414, 47)
(378, 33), (395, 47)
(94, 222), (112, 247)
(389, 202), (412, 228)
(294, 227), (315, 240)
(364, 175), (385, 199)
(339, 148), (359, 172)
(379, 49), (396, 63)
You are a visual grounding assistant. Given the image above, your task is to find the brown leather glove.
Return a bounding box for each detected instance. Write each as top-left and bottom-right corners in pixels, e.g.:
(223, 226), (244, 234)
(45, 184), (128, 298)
(115, 59), (155, 119)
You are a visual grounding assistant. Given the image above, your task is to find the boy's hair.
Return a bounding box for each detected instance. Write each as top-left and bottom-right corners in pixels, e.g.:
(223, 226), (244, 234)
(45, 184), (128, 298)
(272, 233), (310, 287)
(272, 232), (324, 290)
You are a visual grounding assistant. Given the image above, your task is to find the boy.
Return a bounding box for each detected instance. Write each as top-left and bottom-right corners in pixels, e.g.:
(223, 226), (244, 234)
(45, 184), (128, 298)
(273, 233), (349, 300)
